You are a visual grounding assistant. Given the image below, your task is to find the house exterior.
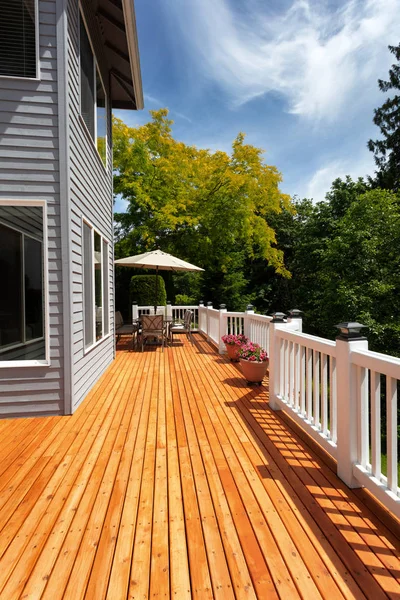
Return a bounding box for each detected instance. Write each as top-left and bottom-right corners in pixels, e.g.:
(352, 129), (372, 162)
(0, 0), (143, 417)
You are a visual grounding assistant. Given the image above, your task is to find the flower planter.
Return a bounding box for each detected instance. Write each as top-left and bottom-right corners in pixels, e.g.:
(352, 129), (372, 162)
(225, 343), (241, 362)
(239, 358), (269, 385)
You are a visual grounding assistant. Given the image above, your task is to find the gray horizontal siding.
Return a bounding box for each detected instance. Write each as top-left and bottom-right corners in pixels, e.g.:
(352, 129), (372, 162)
(0, 0), (63, 417)
(67, 0), (114, 410)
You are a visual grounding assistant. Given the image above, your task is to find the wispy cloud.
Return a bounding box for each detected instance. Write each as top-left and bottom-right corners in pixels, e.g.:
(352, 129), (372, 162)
(164, 0), (400, 121)
(305, 151), (375, 202)
(144, 93), (193, 123)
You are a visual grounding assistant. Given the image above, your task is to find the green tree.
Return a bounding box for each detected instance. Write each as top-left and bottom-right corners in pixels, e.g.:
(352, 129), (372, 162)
(368, 43), (400, 191)
(320, 188), (400, 354)
(113, 109), (292, 309)
(280, 178), (400, 355)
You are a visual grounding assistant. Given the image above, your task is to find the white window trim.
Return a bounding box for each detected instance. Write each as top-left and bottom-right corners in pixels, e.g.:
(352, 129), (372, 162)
(0, 0), (40, 81)
(82, 217), (111, 355)
(78, 7), (108, 171)
(0, 199), (49, 368)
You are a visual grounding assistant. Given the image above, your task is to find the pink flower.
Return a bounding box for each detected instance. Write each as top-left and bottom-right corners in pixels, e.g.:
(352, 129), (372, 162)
(238, 340), (268, 363)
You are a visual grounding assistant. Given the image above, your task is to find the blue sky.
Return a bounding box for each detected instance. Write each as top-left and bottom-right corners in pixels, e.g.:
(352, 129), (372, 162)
(114, 0), (400, 212)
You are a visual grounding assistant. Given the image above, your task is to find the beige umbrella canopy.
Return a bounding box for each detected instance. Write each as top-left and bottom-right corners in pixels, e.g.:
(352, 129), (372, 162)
(115, 250), (204, 311)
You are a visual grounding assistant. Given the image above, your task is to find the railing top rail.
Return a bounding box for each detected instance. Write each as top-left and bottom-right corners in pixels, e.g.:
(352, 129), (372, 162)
(172, 305), (198, 310)
(248, 313), (273, 322)
(206, 307), (220, 314)
(224, 311), (246, 317)
(276, 328), (336, 355)
(351, 348), (400, 379)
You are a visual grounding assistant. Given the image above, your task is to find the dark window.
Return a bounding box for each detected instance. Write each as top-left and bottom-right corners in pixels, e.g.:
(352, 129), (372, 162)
(94, 232), (102, 341)
(24, 236), (43, 340)
(0, 0), (37, 78)
(83, 222), (94, 349)
(80, 17), (95, 138)
(0, 205), (45, 362)
(83, 222), (109, 349)
(102, 239), (109, 336)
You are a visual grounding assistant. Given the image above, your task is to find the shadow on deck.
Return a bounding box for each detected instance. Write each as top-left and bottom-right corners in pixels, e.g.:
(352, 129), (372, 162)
(0, 334), (399, 599)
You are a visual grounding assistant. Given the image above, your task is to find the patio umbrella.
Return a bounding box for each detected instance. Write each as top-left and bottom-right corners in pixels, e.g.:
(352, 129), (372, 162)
(114, 249), (204, 312)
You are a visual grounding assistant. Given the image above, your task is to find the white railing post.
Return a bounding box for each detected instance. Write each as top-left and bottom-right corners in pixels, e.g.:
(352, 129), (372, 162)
(166, 301), (172, 318)
(268, 312), (287, 411)
(219, 304), (227, 354)
(198, 300), (204, 334)
(132, 301), (138, 322)
(244, 304), (254, 340)
(336, 322), (368, 488)
(287, 309), (303, 332)
(206, 301), (212, 341)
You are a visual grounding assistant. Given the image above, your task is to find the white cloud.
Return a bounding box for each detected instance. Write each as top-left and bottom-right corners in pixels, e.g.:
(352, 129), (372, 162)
(164, 0), (400, 121)
(305, 151), (375, 202)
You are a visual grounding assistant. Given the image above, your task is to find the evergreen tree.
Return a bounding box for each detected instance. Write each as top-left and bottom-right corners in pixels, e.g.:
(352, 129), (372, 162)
(368, 44), (400, 191)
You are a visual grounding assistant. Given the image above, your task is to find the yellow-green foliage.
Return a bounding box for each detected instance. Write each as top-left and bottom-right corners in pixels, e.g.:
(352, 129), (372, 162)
(113, 109), (294, 308)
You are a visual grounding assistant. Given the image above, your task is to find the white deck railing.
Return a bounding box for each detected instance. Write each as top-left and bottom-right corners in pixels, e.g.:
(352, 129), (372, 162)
(197, 302), (400, 519)
(135, 305), (199, 331)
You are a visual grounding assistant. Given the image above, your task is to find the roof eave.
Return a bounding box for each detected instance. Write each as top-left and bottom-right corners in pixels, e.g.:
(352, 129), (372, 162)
(120, 0), (144, 110)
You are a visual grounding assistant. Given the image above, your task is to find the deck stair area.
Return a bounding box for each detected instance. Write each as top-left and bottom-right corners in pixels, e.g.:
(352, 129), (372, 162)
(0, 336), (399, 598)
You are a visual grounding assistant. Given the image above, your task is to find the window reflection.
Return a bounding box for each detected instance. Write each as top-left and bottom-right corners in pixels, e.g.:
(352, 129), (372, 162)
(0, 205), (45, 361)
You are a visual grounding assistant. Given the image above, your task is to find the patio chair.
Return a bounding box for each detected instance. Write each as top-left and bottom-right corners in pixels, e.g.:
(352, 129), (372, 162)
(115, 311), (138, 350)
(170, 309), (193, 345)
(140, 314), (166, 352)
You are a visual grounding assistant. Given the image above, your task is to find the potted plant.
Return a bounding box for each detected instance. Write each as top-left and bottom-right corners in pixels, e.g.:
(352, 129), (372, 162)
(238, 342), (269, 384)
(221, 333), (249, 361)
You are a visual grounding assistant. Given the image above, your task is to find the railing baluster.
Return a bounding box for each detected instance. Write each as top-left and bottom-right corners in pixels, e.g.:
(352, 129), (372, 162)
(294, 343), (300, 410)
(370, 370), (381, 478)
(357, 366), (369, 469)
(279, 338), (284, 396)
(306, 348), (312, 421)
(284, 340), (289, 402)
(387, 376), (398, 493)
(288, 341), (294, 406)
(300, 346), (306, 416)
(313, 350), (320, 428)
(331, 357), (337, 444)
(321, 353), (328, 435)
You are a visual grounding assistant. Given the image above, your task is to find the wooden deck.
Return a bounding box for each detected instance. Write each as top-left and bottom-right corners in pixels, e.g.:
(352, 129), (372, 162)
(0, 336), (400, 599)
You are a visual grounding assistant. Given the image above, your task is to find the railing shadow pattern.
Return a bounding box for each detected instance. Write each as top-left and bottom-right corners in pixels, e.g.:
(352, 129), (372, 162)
(189, 335), (400, 598)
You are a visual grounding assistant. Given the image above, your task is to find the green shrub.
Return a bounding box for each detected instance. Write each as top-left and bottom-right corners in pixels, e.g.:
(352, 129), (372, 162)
(175, 294), (196, 305)
(129, 275), (167, 306)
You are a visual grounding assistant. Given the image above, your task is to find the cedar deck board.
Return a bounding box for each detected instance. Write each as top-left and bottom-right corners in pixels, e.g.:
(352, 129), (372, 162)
(0, 335), (399, 599)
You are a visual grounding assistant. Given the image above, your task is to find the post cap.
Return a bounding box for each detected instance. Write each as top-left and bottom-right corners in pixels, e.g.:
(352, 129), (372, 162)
(167, 300), (171, 305)
(271, 311), (287, 323)
(288, 309), (303, 318)
(246, 304), (254, 311)
(207, 301), (213, 306)
(199, 300), (204, 305)
(335, 322), (367, 341)
(220, 304), (226, 309)
(132, 301), (137, 305)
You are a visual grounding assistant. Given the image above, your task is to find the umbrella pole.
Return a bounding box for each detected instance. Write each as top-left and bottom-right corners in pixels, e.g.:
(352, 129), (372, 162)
(154, 266), (159, 314)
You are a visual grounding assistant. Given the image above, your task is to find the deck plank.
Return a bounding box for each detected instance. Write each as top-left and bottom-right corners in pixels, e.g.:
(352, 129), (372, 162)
(0, 335), (398, 599)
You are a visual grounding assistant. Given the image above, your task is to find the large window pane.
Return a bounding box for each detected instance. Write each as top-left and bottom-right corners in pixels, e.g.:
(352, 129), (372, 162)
(83, 222), (94, 348)
(96, 70), (107, 166)
(94, 232), (102, 341)
(0, 0), (37, 78)
(0, 224), (22, 348)
(0, 205), (45, 362)
(80, 16), (95, 138)
(102, 240), (109, 336)
(24, 237), (43, 341)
